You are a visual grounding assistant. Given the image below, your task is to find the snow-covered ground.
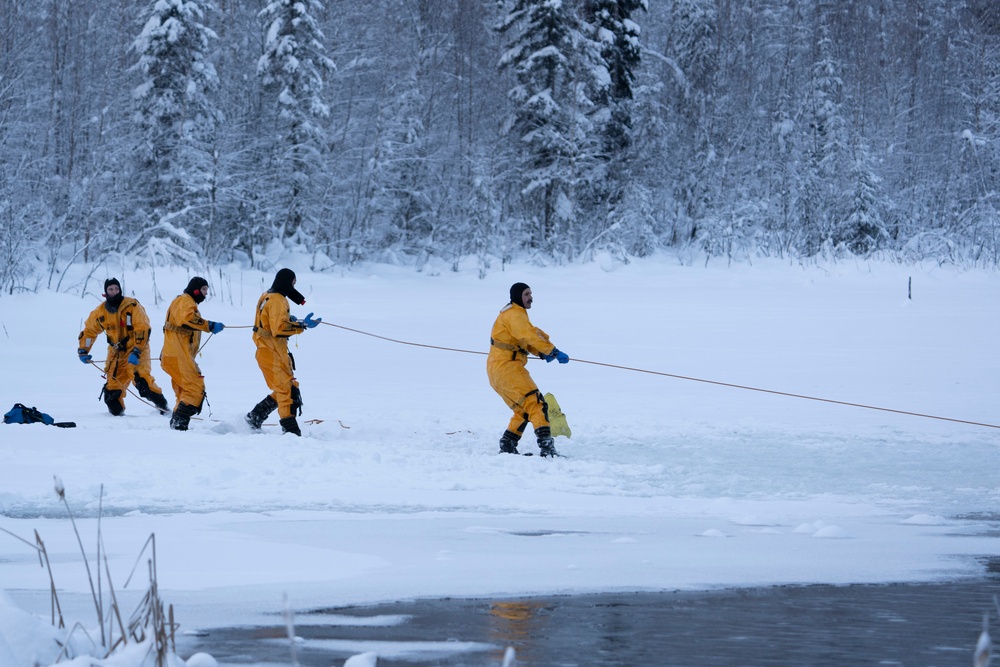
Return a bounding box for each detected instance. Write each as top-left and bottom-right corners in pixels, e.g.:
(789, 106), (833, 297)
(1, 256), (998, 665)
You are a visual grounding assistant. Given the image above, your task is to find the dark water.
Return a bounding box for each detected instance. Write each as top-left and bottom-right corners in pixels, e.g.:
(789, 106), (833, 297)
(182, 576), (1000, 666)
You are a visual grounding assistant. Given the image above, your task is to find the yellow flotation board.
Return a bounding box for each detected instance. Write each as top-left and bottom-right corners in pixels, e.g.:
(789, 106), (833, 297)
(543, 392), (571, 438)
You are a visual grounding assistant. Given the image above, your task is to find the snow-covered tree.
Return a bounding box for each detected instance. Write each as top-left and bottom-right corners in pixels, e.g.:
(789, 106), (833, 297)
(358, 3), (440, 262)
(662, 0), (718, 235)
(497, 0), (603, 252)
(257, 0), (335, 242)
(131, 0), (221, 246)
(5, 0), (1000, 276)
(585, 0), (646, 154)
(795, 8), (849, 256)
(839, 141), (887, 255)
(948, 1), (1000, 264)
(358, 71), (430, 257)
(577, 0), (647, 258)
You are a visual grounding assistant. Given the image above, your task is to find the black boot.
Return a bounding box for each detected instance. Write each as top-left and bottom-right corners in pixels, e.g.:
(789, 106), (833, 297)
(170, 402), (198, 431)
(246, 396), (278, 430)
(280, 416), (301, 436)
(102, 386), (125, 416)
(150, 392), (170, 415)
(498, 430), (521, 454)
(134, 373), (170, 415)
(536, 426), (559, 458)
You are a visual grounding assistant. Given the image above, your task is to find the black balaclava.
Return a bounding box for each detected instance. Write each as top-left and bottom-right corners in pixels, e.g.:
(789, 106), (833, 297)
(184, 276), (209, 304)
(509, 282), (530, 308)
(269, 268), (306, 305)
(104, 278), (124, 311)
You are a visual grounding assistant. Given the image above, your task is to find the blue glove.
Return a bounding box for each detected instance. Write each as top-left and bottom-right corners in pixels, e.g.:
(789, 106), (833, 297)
(127, 349), (141, 365)
(289, 314), (298, 322)
(302, 312), (321, 329)
(546, 348), (569, 364)
(77, 348), (92, 364)
(208, 321), (225, 334)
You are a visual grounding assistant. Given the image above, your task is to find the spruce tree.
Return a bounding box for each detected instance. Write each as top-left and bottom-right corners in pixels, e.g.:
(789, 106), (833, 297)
(585, 0), (646, 154)
(841, 142), (887, 255)
(497, 0), (600, 252)
(132, 0), (221, 256)
(257, 0), (335, 241)
(798, 13), (848, 256)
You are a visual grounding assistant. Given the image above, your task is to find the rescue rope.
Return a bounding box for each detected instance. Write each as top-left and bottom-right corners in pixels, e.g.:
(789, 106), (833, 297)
(82, 359), (333, 427)
(568, 358), (1000, 430)
(320, 321), (488, 356)
(83, 320), (1000, 430)
(84, 359), (165, 414)
(320, 321), (1000, 430)
(197, 325), (251, 353)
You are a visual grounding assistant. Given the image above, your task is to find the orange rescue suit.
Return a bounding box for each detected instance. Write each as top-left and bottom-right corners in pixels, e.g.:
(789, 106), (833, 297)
(252, 291), (306, 419)
(78, 298), (164, 410)
(487, 303), (557, 435)
(160, 293), (211, 409)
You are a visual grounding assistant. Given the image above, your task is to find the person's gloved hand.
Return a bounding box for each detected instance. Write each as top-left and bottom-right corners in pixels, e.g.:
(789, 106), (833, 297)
(127, 349), (141, 365)
(77, 348), (92, 364)
(302, 313), (322, 329)
(289, 314), (298, 322)
(546, 348), (569, 364)
(208, 321), (225, 334)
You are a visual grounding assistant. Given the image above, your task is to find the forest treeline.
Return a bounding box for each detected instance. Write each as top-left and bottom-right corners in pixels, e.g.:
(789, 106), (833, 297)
(1, 0), (998, 293)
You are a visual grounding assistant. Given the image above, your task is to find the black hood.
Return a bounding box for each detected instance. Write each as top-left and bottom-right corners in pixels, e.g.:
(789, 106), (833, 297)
(269, 268), (305, 305)
(184, 276), (209, 304)
(509, 282), (530, 307)
(104, 277), (124, 311)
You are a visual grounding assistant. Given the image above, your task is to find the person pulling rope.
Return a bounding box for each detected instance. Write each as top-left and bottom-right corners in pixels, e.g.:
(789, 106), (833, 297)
(315, 321), (1000, 431)
(77, 289), (1000, 431)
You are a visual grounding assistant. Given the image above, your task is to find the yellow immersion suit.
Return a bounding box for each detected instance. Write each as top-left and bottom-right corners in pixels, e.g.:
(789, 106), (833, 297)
(78, 298), (165, 412)
(160, 293), (211, 409)
(487, 303), (557, 436)
(252, 291), (306, 419)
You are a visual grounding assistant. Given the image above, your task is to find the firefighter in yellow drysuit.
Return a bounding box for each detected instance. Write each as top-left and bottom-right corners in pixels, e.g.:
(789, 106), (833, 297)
(487, 282), (569, 457)
(244, 268), (321, 436)
(160, 276), (226, 431)
(77, 278), (170, 416)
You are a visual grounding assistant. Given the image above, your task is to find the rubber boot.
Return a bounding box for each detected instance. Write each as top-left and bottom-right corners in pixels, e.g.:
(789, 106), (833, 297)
(149, 393), (170, 415)
(280, 416), (301, 436)
(169, 402), (198, 431)
(498, 430), (521, 454)
(102, 387), (125, 416)
(134, 373), (170, 414)
(246, 396), (278, 430)
(536, 426), (559, 458)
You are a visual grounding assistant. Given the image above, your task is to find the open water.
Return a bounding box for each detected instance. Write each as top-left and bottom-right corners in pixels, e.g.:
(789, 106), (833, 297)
(181, 571), (1000, 667)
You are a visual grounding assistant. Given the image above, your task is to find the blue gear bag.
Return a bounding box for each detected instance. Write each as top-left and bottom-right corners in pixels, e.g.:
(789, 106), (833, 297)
(4, 403), (54, 425)
(3, 403), (75, 428)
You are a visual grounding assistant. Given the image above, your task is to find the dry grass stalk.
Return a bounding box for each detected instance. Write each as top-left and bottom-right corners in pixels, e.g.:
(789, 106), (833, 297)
(53, 474), (105, 647)
(3, 480), (180, 665)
